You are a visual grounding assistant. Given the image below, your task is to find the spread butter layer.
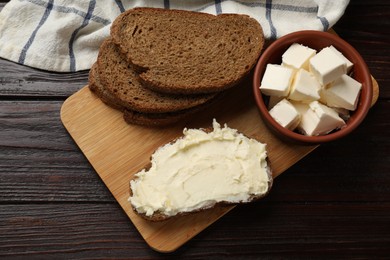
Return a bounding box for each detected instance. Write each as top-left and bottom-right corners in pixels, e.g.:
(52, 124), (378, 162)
(129, 120), (270, 217)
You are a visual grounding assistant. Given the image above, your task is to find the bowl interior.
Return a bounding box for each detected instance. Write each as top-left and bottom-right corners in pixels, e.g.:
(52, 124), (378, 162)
(253, 30), (373, 144)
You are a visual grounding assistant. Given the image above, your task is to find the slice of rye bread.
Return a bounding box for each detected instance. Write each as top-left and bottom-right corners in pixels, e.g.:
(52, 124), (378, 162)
(88, 63), (123, 111)
(88, 63), (214, 127)
(129, 127), (273, 222)
(96, 38), (216, 114)
(110, 7), (265, 95)
(123, 109), (190, 128)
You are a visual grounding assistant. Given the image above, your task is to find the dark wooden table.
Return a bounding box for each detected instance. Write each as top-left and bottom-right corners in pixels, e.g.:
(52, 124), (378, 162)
(1, 1), (389, 258)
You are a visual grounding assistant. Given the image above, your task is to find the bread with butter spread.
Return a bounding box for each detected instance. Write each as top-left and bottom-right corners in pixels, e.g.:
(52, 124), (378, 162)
(129, 120), (273, 221)
(111, 8), (264, 94)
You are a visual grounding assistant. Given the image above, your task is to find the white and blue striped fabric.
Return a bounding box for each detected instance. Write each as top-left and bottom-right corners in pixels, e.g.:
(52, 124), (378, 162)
(0, 0), (349, 72)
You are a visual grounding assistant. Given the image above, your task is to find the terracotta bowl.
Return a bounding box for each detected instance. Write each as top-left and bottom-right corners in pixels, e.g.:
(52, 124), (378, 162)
(253, 30), (373, 144)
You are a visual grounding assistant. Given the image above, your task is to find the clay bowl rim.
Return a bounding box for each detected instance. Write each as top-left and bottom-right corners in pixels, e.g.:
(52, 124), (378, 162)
(253, 30), (373, 144)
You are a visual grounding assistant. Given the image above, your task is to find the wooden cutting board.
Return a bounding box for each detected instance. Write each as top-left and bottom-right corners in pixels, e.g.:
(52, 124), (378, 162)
(60, 72), (379, 252)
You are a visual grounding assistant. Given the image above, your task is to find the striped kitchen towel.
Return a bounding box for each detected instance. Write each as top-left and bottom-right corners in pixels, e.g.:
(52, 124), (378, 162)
(0, 0), (349, 72)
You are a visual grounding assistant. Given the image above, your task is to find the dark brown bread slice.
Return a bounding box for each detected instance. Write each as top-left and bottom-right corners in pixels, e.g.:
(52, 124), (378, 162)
(123, 109), (189, 127)
(122, 93), (221, 127)
(111, 7), (265, 94)
(97, 38), (216, 113)
(88, 62), (214, 127)
(88, 63), (123, 110)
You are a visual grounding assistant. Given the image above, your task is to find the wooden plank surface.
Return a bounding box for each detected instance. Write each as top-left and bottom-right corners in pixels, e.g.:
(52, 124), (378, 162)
(1, 203), (390, 258)
(60, 71), (378, 251)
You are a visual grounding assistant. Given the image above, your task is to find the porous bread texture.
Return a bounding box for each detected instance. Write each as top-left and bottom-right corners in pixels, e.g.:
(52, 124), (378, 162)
(97, 38), (216, 113)
(111, 7), (264, 94)
(88, 62), (209, 127)
(88, 63), (123, 111)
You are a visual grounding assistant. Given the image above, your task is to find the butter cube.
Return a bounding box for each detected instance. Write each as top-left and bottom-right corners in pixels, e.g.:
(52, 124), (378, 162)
(293, 101), (346, 136)
(321, 74), (362, 111)
(289, 69), (321, 103)
(309, 47), (347, 85)
(260, 64), (294, 97)
(269, 99), (300, 130)
(290, 100), (309, 115)
(282, 43), (316, 70)
(329, 45), (354, 73)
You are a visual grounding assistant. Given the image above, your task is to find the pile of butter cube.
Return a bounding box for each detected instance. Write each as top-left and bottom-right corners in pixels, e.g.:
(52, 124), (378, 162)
(260, 43), (362, 136)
